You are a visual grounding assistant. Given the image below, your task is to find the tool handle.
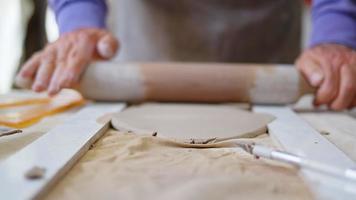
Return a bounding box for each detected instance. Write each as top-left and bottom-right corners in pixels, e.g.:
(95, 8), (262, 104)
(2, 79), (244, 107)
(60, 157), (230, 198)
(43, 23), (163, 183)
(79, 62), (315, 104)
(252, 145), (356, 182)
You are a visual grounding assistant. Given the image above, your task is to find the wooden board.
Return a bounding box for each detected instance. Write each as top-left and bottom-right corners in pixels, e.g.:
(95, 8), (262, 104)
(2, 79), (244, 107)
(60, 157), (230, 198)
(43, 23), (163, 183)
(0, 103), (125, 200)
(301, 113), (356, 162)
(254, 106), (356, 199)
(1, 101), (355, 199)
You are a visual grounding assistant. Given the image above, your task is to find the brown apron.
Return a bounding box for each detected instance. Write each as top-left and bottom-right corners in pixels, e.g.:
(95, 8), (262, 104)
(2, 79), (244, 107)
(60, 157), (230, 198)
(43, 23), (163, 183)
(107, 0), (302, 64)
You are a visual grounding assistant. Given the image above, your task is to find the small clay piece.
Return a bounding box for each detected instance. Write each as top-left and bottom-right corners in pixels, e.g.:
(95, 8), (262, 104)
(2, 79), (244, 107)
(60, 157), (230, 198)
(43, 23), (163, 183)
(202, 138), (217, 144)
(25, 166), (46, 180)
(0, 129), (22, 137)
(111, 103), (274, 141)
(185, 138), (217, 145)
(89, 144), (95, 150)
(320, 130), (330, 136)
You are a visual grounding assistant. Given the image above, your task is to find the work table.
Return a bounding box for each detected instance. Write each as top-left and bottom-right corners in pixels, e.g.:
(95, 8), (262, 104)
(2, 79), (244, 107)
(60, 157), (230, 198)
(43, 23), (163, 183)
(1, 91), (356, 200)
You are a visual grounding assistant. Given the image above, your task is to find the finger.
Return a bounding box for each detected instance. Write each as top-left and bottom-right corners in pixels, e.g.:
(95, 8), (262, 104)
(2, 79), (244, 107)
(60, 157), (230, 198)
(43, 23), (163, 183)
(59, 56), (89, 89)
(314, 63), (340, 105)
(60, 41), (93, 87)
(18, 52), (41, 79)
(14, 76), (33, 89)
(57, 41), (72, 63)
(48, 61), (66, 96)
(296, 55), (324, 87)
(32, 56), (55, 92)
(331, 65), (356, 110)
(15, 52), (42, 89)
(96, 32), (119, 59)
(352, 97), (356, 108)
(32, 46), (56, 92)
(48, 47), (71, 95)
(48, 38), (92, 95)
(47, 42), (72, 93)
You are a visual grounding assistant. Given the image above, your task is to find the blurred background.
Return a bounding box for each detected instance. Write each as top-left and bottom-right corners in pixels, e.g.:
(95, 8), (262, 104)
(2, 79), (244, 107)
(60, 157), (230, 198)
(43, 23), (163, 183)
(0, 0), (311, 95)
(0, 0), (58, 94)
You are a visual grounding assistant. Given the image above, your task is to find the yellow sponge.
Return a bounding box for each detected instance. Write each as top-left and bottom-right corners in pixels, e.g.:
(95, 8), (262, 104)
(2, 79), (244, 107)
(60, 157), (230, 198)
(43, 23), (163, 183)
(0, 89), (86, 128)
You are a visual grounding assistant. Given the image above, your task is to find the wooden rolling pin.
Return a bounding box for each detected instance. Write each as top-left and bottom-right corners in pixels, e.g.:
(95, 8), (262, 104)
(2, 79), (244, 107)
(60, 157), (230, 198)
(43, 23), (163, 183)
(78, 62), (314, 104)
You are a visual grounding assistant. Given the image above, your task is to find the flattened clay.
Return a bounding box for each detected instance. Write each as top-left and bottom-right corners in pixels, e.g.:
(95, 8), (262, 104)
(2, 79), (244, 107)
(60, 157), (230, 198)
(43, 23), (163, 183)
(111, 103), (274, 140)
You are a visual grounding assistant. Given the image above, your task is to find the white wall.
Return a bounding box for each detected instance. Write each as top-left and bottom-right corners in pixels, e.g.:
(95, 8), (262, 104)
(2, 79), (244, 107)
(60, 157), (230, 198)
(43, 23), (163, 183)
(0, 0), (33, 94)
(45, 7), (59, 42)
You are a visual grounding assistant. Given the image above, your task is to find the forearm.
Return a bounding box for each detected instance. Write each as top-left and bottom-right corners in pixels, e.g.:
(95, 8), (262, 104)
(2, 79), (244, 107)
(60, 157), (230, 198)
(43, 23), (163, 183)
(310, 0), (356, 50)
(49, 0), (108, 34)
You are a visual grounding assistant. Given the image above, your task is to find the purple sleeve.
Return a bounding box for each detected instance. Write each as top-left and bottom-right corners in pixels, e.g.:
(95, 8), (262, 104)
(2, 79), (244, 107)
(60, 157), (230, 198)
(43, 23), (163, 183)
(310, 0), (356, 49)
(49, 0), (108, 34)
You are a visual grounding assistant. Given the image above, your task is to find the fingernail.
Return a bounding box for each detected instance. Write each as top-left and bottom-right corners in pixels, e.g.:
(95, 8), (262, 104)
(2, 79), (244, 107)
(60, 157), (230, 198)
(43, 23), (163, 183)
(48, 85), (57, 96)
(15, 76), (33, 89)
(32, 84), (40, 92)
(98, 41), (114, 58)
(33, 83), (45, 92)
(20, 71), (30, 78)
(310, 73), (323, 87)
(48, 89), (57, 96)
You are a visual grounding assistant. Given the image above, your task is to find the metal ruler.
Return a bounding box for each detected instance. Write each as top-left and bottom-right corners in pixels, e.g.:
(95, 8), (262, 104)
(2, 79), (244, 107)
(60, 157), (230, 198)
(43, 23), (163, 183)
(0, 103), (125, 200)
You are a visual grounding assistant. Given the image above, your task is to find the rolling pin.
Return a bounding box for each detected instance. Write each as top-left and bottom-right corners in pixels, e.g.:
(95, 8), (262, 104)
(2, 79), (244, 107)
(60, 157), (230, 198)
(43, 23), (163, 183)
(77, 62), (314, 104)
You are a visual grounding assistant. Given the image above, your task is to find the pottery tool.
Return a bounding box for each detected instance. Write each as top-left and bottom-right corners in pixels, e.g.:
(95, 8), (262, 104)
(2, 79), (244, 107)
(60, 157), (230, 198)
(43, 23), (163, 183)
(254, 106), (356, 199)
(78, 62), (314, 104)
(0, 103), (126, 200)
(16, 62), (314, 104)
(243, 144), (356, 183)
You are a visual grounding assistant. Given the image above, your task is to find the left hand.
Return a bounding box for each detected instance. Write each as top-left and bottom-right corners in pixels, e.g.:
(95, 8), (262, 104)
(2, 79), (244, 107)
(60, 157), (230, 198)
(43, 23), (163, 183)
(296, 44), (356, 110)
(15, 28), (119, 95)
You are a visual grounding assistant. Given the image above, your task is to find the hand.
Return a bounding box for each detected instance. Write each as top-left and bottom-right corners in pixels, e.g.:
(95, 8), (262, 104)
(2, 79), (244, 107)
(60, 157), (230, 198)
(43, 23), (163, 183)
(296, 44), (356, 110)
(16, 28), (119, 95)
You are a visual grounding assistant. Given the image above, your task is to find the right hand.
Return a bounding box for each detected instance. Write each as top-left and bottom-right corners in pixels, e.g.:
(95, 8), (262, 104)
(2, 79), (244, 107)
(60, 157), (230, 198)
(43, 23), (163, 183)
(16, 28), (119, 95)
(296, 44), (356, 110)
